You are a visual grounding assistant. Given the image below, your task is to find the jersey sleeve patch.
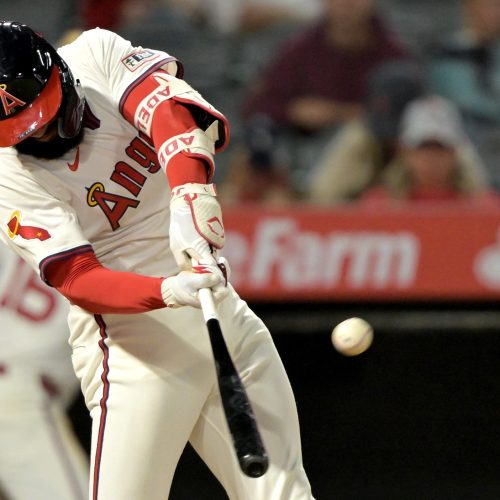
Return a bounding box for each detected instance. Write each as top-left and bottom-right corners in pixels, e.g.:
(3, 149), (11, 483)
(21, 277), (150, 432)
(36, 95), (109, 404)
(121, 49), (160, 72)
(7, 211), (51, 241)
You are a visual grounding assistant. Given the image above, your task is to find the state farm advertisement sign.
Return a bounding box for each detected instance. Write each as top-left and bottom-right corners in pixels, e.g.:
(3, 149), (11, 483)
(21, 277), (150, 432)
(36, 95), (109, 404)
(222, 205), (500, 301)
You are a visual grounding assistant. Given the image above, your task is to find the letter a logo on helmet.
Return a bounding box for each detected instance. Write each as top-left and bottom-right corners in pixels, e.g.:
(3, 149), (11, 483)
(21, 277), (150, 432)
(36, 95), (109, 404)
(0, 22), (85, 147)
(0, 84), (26, 116)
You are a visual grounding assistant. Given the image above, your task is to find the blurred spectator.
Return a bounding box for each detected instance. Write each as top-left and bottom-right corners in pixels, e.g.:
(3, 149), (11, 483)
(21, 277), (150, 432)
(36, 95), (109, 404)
(55, 0), (158, 50)
(220, 0), (412, 203)
(80, 0), (156, 31)
(307, 60), (426, 204)
(167, 0), (322, 35)
(428, 0), (500, 187)
(359, 95), (496, 206)
(243, 0), (409, 133)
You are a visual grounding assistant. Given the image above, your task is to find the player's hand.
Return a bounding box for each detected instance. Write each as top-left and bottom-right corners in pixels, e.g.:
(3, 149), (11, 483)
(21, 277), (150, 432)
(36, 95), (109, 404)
(161, 259), (229, 308)
(169, 183), (225, 270)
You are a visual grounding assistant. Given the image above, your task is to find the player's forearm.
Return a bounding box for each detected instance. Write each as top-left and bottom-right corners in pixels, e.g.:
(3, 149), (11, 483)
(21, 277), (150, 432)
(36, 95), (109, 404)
(44, 251), (165, 314)
(61, 268), (165, 314)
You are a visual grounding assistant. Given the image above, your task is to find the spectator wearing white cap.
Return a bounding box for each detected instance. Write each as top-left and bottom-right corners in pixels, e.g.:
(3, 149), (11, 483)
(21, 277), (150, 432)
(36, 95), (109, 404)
(359, 95), (497, 205)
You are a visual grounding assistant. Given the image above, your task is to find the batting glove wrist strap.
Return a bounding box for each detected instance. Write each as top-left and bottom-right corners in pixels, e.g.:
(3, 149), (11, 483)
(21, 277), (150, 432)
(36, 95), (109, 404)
(169, 182), (225, 269)
(170, 182), (218, 200)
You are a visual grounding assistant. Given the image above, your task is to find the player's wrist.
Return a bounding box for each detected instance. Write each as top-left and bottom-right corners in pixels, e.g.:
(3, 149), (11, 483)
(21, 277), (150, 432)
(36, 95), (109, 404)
(167, 154), (209, 188)
(170, 182), (218, 200)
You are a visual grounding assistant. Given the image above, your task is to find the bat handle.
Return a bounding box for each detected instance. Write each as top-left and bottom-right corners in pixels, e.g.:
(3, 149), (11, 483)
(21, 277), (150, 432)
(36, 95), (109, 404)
(199, 287), (218, 322)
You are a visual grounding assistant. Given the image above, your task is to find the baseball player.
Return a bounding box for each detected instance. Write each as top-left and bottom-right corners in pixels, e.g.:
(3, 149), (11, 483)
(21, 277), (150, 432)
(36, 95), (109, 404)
(0, 244), (88, 499)
(0, 22), (314, 499)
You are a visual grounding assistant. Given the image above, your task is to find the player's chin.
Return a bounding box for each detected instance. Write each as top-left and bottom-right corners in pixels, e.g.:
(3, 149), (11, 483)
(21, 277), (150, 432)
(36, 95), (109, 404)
(15, 126), (85, 159)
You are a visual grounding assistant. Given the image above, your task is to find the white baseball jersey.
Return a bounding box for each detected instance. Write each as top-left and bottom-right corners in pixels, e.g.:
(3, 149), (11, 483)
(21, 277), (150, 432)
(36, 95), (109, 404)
(0, 28), (227, 269)
(0, 28), (226, 333)
(0, 29), (314, 500)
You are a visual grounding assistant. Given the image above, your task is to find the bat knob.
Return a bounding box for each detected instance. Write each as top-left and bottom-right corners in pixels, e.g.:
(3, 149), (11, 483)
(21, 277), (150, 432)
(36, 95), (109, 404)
(240, 454), (269, 478)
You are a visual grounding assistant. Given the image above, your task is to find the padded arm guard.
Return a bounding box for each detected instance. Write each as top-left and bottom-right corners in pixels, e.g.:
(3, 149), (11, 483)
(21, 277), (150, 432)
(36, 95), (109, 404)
(158, 120), (220, 175)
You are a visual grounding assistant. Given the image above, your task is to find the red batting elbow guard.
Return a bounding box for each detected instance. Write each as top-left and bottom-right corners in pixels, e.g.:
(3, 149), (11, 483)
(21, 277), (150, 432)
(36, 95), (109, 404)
(122, 73), (210, 187)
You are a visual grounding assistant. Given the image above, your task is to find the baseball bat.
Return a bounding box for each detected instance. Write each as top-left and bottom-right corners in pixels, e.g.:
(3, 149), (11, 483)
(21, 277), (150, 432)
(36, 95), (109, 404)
(198, 287), (269, 478)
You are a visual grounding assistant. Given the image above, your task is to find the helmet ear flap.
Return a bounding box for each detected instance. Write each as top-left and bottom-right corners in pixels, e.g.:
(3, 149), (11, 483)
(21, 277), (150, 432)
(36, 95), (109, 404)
(44, 44), (86, 140)
(57, 76), (85, 139)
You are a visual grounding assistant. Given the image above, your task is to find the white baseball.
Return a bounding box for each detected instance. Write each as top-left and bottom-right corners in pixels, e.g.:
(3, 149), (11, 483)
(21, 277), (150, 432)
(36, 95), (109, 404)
(331, 317), (373, 356)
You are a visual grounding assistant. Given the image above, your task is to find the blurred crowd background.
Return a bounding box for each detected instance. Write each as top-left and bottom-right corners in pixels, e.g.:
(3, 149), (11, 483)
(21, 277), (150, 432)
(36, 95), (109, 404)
(4, 0), (500, 209)
(2, 2), (500, 499)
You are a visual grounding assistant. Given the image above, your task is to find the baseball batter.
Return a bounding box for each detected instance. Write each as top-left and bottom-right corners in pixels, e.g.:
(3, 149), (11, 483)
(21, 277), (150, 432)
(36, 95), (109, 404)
(0, 22), (315, 499)
(0, 244), (88, 499)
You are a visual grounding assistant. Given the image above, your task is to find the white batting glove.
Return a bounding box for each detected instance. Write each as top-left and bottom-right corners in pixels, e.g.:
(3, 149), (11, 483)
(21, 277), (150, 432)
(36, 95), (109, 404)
(161, 260), (229, 308)
(169, 183), (225, 270)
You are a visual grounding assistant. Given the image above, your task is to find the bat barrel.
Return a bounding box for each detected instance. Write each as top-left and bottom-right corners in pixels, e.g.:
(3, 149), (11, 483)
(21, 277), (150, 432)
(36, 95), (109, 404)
(200, 289), (270, 479)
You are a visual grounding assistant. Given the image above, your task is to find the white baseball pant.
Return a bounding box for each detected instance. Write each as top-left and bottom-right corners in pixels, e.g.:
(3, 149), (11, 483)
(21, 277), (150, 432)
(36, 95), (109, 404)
(70, 287), (315, 499)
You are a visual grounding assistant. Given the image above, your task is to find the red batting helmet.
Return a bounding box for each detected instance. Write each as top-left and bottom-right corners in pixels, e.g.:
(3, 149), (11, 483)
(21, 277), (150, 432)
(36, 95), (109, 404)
(0, 22), (85, 147)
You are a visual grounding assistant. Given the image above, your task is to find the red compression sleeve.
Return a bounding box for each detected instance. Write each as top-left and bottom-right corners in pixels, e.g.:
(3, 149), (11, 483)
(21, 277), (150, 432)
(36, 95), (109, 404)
(153, 101), (209, 187)
(44, 252), (165, 314)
